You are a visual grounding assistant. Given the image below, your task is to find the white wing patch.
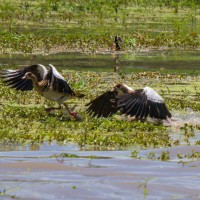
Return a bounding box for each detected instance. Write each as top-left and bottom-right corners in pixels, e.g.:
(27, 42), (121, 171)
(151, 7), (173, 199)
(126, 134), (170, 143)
(38, 64), (48, 78)
(143, 86), (163, 103)
(6, 69), (16, 73)
(48, 64), (65, 80)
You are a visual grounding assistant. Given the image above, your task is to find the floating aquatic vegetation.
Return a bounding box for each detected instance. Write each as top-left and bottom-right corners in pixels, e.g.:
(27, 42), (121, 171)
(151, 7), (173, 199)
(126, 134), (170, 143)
(0, 69), (199, 150)
(144, 149), (200, 162)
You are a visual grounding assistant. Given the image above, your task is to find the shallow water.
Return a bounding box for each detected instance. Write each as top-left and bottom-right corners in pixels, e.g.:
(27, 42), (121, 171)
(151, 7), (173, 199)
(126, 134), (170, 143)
(1, 143), (200, 200)
(0, 50), (200, 73)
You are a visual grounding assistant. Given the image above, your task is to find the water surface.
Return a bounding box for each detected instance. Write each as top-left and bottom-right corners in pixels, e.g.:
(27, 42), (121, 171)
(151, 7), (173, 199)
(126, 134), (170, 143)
(0, 50), (200, 73)
(1, 143), (200, 200)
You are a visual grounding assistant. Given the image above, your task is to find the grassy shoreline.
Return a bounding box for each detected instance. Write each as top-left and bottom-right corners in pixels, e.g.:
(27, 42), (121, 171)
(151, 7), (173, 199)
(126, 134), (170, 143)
(0, 31), (199, 54)
(0, 1), (200, 54)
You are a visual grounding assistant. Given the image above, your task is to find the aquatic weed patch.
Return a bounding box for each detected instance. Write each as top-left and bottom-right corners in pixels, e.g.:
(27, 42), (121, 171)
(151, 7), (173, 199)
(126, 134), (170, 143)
(72, 117), (171, 149)
(143, 149), (200, 162)
(0, 106), (171, 149)
(0, 69), (199, 150)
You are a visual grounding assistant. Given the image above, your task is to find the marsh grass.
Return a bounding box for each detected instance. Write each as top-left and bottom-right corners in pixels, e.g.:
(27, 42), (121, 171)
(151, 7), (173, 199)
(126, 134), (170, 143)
(0, 29), (199, 54)
(0, 69), (199, 150)
(146, 149), (200, 161)
(0, 1), (200, 53)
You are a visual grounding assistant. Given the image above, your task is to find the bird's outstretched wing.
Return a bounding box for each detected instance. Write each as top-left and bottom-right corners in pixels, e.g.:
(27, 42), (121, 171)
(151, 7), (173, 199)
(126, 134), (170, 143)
(86, 90), (118, 118)
(0, 64), (47, 91)
(44, 64), (74, 95)
(117, 87), (171, 120)
(117, 90), (149, 120)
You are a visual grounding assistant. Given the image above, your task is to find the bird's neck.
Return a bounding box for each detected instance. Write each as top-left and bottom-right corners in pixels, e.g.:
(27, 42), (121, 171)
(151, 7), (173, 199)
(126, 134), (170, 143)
(29, 76), (37, 87)
(30, 77), (43, 93)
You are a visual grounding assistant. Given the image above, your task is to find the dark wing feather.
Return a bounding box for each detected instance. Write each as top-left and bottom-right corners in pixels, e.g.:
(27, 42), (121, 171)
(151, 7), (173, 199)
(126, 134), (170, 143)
(117, 88), (171, 120)
(46, 64), (74, 95)
(162, 103), (172, 118)
(135, 98), (146, 119)
(86, 91), (118, 118)
(144, 86), (171, 120)
(0, 64), (47, 91)
(148, 100), (171, 120)
(117, 92), (148, 120)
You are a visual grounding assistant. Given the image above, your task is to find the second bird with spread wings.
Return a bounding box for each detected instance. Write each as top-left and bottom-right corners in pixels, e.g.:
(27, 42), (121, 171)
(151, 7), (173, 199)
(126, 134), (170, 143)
(86, 83), (172, 122)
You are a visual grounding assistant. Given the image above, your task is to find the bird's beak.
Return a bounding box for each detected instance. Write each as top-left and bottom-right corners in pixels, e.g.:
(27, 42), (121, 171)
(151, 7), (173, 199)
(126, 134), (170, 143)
(22, 75), (27, 79)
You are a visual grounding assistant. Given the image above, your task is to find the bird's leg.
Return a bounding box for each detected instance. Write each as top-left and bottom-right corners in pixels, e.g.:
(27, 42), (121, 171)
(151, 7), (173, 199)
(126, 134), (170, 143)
(165, 117), (173, 125)
(63, 103), (82, 121)
(45, 104), (62, 112)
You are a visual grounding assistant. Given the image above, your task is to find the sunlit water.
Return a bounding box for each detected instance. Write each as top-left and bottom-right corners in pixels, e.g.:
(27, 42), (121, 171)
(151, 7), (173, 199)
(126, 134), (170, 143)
(1, 142), (200, 200)
(0, 50), (200, 73)
(0, 51), (200, 199)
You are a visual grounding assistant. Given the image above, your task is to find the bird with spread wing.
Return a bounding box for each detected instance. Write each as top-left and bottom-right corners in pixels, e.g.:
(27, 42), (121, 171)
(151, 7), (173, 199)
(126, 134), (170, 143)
(86, 83), (172, 122)
(0, 64), (84, 120)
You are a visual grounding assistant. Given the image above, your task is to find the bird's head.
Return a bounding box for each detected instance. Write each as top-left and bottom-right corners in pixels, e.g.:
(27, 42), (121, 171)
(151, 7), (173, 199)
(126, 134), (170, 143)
(112, 84), (133, 94)
(22, 72), (36, 80)
(113, 83), (123, 90)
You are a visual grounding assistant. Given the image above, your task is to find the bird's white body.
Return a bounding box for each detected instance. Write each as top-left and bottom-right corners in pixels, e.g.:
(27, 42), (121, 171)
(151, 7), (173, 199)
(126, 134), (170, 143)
(43, 88), (71, 103)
